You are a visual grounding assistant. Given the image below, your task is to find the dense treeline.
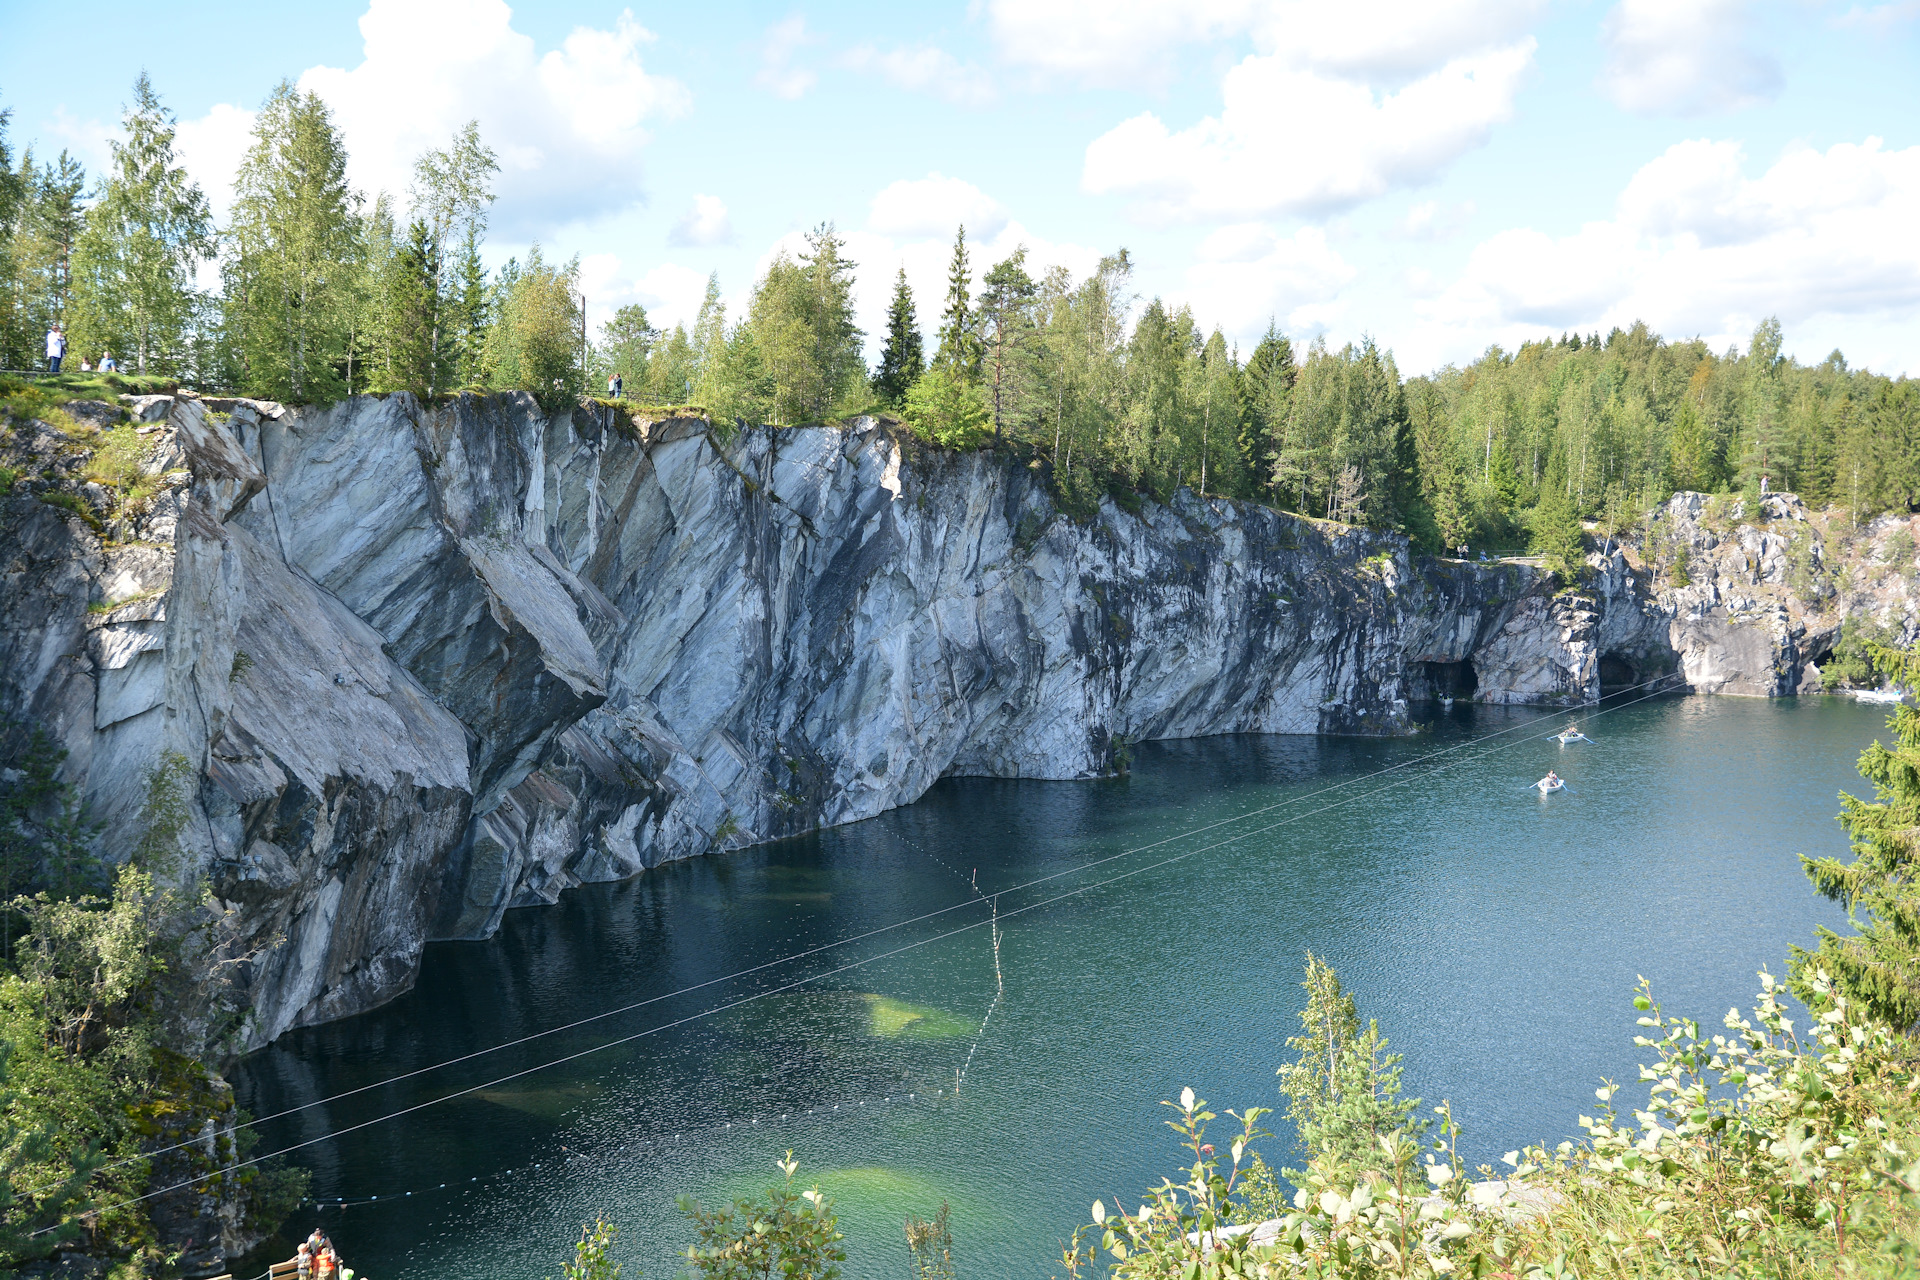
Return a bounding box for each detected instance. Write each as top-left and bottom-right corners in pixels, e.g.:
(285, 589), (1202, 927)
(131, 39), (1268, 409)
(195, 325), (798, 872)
(4, 75), (1919, 551)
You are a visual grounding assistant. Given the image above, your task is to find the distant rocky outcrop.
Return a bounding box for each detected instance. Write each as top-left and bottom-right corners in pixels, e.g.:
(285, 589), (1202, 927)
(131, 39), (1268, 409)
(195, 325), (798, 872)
(1, 392), (1905, 1051)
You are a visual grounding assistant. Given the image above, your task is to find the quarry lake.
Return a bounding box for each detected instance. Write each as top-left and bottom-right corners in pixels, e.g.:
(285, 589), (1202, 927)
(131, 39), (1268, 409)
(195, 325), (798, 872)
(234, 694), (1880, 1279)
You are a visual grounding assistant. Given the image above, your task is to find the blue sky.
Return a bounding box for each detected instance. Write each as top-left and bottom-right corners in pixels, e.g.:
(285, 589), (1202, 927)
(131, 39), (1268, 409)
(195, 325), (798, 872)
(3, 0), (1917, 374)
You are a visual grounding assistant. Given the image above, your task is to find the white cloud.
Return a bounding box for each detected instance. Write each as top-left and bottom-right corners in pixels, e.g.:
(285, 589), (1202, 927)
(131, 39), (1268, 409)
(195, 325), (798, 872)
(1420, 138), (1920, 369)
(669, 193), (734, 247)
(842, 44), (995, 106)
(174, 102), (258, 221)
(756, 16), (817, 100)
(1083, 41), (1534, 222)
(1599, 0), (1782, 116)
(287, 0), (686, 238)
(987, 0), (1542, 84)
(1176, 224), (1358, 336)
(867, 173), (1010, 240)
(1395, 199), (1477, 242)
(579, 255), (710, 337)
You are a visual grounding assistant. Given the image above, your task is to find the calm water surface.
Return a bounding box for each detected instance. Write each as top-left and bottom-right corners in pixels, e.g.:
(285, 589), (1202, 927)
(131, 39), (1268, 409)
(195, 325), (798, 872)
(234, 695), (1883, 1279)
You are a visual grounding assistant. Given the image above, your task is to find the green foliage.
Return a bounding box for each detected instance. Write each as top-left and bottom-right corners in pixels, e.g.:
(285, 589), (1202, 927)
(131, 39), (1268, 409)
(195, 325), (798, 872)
(1277, 955), (1425, 1184)
(1529, 460), (1588, 585)
(1067, 967), (1920, 1280)
(1818, 618), (1893, 692)
(554, 1215), (623, 1280)
(0, 724), (104, 930)
(484, 245), (583, 409)
(873, 267), (924, 410)
(223, 82), (359, 403)
(933, 226), (979, 380)
(0, 742), (299, 1269)
(903, 367), (990, 449)
(1061, 1088), (1270, 1280)
(903, 1201), (954, 1280)
(1795, 650), (1920, 1027)
(66, 74), (214, 377)
(677, 1151), (845, 1280)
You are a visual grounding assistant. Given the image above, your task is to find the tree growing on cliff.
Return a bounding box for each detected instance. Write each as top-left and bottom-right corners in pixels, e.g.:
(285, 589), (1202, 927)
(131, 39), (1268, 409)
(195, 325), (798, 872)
(599, 303), (656, 396)
(932, 225), (978, 380)
(483, 245), (583, 408)
(67, 73), (214, 376)
(1794, 645), (1920, 1028)
(873, 267), (923, 410)
(410, 121), (498, 391)
(1277, 954), (1425, 1182)
(223, 82), (360, 403)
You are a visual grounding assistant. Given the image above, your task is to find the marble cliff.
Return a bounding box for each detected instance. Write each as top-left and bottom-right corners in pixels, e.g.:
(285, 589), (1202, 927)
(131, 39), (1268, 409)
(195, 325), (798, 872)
(0, 392), (1900, 1047)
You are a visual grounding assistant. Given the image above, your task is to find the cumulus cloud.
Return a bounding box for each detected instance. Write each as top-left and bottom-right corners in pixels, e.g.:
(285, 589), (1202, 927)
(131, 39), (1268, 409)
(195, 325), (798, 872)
(1176, 224), (1358, 336)
(1083, 41), (1534, 222)
(289, 0), (687, 236)
(1599, 0), (1781, 116)
(579, 255), (712, 337)
(1420, 137), (1920, 362)
(173, 102), (258, 221)
(842, 44), (995, 106)
(987, 0), (1542, 84)
(669, 194), (734, 247)
(867, 172), (1010, 240)
(756, 15), (817, 100)
(1395, 199), (1477, 242)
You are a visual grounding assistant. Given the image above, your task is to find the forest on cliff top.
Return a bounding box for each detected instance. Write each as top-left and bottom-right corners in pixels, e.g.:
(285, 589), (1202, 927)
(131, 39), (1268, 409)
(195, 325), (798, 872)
(3, 75), (1918, 562)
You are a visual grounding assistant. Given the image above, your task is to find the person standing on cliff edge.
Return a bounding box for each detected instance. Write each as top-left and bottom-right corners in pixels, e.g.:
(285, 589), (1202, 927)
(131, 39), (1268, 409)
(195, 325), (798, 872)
(45, 323), (64, 373)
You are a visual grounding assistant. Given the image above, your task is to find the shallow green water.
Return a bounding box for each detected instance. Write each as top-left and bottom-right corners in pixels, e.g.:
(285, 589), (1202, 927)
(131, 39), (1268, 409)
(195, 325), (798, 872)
(234, 694), (1882, 1279)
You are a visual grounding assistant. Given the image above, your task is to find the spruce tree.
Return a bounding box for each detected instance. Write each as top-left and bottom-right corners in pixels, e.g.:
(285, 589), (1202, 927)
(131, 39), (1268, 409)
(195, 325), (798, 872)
(874, 266), (923, 409)
(933, 224), (978, 379)
(1794, 645), (1920, 1030)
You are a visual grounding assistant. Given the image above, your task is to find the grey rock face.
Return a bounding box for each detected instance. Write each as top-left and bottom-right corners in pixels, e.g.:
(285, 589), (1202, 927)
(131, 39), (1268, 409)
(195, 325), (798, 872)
(0, 395), (1873, 1048)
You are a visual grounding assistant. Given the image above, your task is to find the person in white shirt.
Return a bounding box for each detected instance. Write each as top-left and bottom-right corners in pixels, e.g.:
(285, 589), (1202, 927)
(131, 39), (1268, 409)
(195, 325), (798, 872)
(45, 325), (65, 373)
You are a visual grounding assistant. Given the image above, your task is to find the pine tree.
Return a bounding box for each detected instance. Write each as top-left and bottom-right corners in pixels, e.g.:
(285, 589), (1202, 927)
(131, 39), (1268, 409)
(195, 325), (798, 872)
(68, 73), (214, 374)
(224, 81), (359, 402)
(873, 266), (923, 409)
(978, 246), (1038, 441)
(933, 224), (978, 379)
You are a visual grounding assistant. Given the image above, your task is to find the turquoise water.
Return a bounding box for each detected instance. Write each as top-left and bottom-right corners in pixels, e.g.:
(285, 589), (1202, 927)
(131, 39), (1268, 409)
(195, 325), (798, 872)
(233, 694), (1882, 1279)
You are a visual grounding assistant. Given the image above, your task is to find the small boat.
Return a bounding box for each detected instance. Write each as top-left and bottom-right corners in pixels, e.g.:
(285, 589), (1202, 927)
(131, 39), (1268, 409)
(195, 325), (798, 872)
(1535, 777), (1566, 794)
(1851, 688), (1906, 704)
(1554, 731), (1592, 745)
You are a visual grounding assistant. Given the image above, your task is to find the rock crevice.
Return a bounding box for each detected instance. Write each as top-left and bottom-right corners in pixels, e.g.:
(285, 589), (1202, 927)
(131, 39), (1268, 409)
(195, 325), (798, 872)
(0, 393), (1870, 1047)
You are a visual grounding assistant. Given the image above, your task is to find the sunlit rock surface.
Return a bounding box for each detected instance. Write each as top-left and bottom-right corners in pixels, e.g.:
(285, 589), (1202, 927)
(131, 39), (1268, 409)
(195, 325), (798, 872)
(2, 392), (1894, 1046)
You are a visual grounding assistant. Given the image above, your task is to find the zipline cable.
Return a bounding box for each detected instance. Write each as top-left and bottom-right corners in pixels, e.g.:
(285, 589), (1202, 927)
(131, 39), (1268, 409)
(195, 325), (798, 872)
(46, 678), (1682, 1234)
(93, 673), (1678, 1177)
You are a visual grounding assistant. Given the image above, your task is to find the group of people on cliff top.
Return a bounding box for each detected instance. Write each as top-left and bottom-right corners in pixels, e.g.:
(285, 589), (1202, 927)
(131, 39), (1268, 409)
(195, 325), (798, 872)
(296, 1228), (355, 1280)
(41, 324), (117, 374)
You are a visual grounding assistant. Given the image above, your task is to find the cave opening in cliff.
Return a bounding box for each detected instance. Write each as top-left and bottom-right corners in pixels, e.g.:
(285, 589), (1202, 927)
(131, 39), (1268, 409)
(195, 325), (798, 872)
(1599, 653), (1638, 690)
(1423, 660), (1478, 698)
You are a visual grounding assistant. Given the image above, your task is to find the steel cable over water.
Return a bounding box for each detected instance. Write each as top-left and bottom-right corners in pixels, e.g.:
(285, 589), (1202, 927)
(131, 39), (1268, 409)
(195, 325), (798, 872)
(50, 678), (1680, 1233)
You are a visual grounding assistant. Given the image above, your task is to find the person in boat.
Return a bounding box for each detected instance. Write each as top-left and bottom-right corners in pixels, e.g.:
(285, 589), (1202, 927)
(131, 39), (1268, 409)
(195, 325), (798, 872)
(1541, 770), (1561, 789)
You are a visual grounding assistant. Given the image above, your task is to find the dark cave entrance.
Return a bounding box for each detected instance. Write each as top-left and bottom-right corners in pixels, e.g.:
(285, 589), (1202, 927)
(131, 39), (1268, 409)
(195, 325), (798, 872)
(1424, 660), (1478, 698)
(1598, 653), (1638, 691)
